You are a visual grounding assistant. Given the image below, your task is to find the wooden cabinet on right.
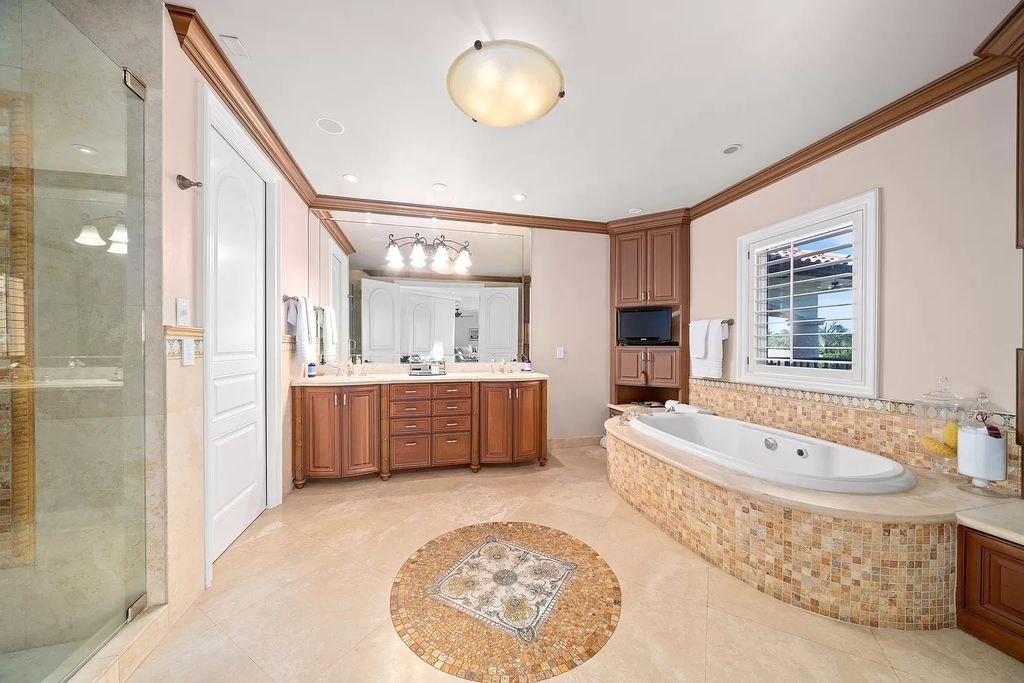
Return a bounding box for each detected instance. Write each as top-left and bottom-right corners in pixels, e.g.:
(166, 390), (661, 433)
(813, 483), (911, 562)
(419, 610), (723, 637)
(615, 347), (681, 388)
(957, 526), (1024, 661)
(613, 224), (681, 307)
(479, 381), (547, 465)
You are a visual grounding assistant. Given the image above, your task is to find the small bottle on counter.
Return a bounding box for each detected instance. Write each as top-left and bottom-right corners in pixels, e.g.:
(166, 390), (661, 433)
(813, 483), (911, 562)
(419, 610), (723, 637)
(305, 362), (316, 378)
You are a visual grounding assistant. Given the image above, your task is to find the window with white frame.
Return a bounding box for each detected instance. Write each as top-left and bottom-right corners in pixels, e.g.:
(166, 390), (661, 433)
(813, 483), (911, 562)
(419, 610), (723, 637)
(737, 189), (878, 397)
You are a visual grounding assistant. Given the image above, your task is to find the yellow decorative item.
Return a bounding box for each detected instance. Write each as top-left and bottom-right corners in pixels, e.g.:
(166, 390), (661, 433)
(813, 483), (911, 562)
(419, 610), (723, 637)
(941, 421), (958, 450)
(920, 435), (957, 459)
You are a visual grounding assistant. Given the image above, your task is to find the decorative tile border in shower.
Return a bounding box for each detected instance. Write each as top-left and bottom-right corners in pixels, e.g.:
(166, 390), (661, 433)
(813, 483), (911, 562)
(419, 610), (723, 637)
(607, 435), (956, 629)
(164, 327), (204, 360)
(688, 378), (1021, 493)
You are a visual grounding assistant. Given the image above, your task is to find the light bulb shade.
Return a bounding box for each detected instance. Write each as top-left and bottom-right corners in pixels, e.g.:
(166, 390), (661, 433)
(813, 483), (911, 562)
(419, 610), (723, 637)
(447, 39), (564, 128)
(431, 245), (450, 266)
(108, 222), (128, 243)
(410, 257), (427, 269)
(74, 223), (106, 247)
(385, 242), (402, 262)
(107, 241), (127, 255)
(409, 241), (427, 263)
(387, 257), (405, 270)
(455, 248), (472, 270)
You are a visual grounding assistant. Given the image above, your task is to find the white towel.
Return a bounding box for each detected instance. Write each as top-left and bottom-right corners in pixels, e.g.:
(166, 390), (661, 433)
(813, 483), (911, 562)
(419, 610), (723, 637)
(689, 319), (710, 359)
(288, 296), (318, 370)
(689, 318), (729, 379)
(321, 306), (338, 363)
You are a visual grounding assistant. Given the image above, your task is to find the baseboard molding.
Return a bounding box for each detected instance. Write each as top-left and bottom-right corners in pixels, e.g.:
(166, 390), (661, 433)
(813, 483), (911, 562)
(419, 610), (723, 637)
(547, 435), (604, 450)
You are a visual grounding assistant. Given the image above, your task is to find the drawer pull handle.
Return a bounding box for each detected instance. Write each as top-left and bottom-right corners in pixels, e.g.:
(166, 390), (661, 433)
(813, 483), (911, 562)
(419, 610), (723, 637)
(404, 407), (417, 411)
(446, 439), (458, 444)
(404, 390), (417, 394)
(446, 405), (458, 410)
(446, 422), (457, 426)
(404, 424), (417, 428)
(404, 442), (417, 446)
(445, 388), (458, 393)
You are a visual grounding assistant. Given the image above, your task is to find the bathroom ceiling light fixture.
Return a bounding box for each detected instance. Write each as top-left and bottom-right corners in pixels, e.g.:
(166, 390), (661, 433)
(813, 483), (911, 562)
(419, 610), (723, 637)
(72, 143), (97, 155)
(74, 214), (106, 246)
(512, 193), (527, 202)
(721, 143), (743, 155)
(447, 39), (565, 128)
(316, 117), (345, 134)
(432, 183), (448, 192)
(341, 173), (359, 183)
(384, 233), (471, 274)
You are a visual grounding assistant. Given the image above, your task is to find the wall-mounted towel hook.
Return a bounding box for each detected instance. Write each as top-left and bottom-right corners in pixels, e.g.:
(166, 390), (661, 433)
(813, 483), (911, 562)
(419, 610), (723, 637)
(176, 174), (203, 190)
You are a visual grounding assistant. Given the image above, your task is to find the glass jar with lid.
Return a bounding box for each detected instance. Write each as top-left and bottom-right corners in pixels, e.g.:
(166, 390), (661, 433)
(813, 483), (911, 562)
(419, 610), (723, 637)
(917, 376), (962, 470)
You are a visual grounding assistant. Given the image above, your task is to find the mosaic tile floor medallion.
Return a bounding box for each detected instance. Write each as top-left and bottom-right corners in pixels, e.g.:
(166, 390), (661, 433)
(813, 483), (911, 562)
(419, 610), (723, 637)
(390, 522), (621, 681)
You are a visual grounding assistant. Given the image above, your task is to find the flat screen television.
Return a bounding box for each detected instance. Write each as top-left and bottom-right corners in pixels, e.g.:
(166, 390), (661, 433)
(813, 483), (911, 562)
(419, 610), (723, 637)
(617, 307), (673, 345)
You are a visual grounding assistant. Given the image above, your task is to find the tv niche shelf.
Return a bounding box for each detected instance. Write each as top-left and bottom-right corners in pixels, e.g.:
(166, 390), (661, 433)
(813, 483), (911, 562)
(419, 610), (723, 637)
(608, 209), (690, 410)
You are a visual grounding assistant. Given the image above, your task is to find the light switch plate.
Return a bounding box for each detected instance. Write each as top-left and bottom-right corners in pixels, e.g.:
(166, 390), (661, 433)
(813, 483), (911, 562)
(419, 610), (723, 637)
(175, 298), (191, 327)
(556, 346), (565, 359)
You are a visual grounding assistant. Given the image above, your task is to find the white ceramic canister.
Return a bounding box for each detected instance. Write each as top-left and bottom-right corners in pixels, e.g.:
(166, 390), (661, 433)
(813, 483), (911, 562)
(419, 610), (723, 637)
(957, 423), (1006, 488)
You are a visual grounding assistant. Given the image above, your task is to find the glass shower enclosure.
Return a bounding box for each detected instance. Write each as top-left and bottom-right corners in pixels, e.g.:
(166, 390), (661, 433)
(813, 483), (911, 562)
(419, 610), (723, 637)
(0, 0), (147, 680)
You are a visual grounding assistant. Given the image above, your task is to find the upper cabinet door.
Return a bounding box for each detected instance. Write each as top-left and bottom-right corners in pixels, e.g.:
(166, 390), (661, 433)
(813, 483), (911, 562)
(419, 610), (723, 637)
(647, 348), (681, 387)
(613, 231), (646, 306)
(513, 381), (543, 462)
(340, 385), (380, 477)
(647, 226), (681, 306)
(479, 382), (513, 463)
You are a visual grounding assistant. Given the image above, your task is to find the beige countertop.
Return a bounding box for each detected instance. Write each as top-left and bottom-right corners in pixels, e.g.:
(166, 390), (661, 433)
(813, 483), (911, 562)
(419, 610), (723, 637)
(292, 371), (549, 387)
(956, 500), (1024, 546)
(605, 417), (1009, 523)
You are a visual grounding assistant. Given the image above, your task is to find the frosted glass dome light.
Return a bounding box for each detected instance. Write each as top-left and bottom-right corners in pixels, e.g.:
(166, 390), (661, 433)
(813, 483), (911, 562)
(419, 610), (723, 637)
(447, 39), (565, 128)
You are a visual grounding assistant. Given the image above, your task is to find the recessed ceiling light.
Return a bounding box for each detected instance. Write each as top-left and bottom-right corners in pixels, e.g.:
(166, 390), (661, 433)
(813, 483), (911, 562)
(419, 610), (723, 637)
(341, 173), (359, 183)
(627, 207), (643, 215)
(512, 193), (527, 202)
(432, 183), (448, 192)
(316, 117), (345, 135)
(721, 143), (743, 155)
(72, 144), (97, 155)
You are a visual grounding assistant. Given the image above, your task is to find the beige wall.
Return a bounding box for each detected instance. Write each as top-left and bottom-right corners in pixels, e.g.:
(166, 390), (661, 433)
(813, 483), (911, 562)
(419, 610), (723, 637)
(531, 229), (611, 438)
(160, 12), (311, 626)
(691, 74), (1020, 411)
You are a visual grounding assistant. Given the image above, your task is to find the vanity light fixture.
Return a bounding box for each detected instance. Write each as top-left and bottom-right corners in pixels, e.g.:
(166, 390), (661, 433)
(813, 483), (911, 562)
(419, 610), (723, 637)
(108, 212), (129, 244)
(74, 214), (106, 246)
(447, 39), (565, 127)
(384, 233), (471, 274)
(341, 173), (359, 183)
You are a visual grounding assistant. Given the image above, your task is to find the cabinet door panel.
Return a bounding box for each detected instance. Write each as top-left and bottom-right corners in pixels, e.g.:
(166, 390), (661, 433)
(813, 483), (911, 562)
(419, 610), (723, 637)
(613, 231), (646, 306)
(648, 348), (681, 387)
(615, 348), (646, 386)
(480, 383), (513, 463)
(303, 388), (340, 477)
(513, 381), (543, 462)
(341, 386), (380, 477)
(647, 226), (680, 305)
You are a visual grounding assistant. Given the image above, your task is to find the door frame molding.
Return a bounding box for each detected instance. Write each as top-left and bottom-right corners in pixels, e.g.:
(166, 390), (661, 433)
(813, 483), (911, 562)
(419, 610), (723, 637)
(200, 84), (284, 586)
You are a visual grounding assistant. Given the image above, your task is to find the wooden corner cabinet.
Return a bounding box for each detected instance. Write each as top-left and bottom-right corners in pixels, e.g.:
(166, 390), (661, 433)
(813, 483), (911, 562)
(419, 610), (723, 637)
(292, 377), (547, 487)
(609, 210), (690, 406)
(957, 526), (1024, 661)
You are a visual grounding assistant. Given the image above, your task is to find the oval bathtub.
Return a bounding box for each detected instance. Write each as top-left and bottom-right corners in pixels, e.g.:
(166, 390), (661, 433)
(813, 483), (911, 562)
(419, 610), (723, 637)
(630, 412), (916, 494)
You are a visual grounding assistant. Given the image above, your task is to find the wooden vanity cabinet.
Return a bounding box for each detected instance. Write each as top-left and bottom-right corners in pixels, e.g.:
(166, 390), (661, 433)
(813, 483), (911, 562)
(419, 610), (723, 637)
(292, 385), (380, 487)
(615, 347), (681, 388)
(479, 381), (546, 465)
(957, 526), (1024, 661)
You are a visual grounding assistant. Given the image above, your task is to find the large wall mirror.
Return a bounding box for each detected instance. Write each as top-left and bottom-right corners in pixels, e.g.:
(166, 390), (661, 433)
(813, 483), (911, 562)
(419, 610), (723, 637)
(309, 211), (531, 364)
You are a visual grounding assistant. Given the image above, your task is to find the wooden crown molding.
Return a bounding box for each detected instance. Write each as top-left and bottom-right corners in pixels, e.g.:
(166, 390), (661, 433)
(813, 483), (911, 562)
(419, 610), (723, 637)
(311, 208), (356, 255)
(976, 1), (1024, 60)
(690, 56), (1015, 219)
(163, 324), (203, 338)
(607, 208), (689, 233)
(309, 194), (608, 234)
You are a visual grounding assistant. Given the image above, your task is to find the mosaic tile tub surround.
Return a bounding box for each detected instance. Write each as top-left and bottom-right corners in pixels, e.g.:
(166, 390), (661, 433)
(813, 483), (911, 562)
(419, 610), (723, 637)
(391, 522), (620, 681)
(606, 433), (956, 629)
(689, 378), (1021, 494)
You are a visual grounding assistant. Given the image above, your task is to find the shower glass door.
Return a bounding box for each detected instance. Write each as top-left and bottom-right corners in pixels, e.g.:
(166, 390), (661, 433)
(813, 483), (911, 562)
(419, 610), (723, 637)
(0, 0), (147, 680)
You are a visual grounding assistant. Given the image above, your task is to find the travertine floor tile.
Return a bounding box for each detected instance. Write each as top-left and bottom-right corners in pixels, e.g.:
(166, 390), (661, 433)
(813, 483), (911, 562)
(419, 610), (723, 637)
(872, 626), (1024, 682)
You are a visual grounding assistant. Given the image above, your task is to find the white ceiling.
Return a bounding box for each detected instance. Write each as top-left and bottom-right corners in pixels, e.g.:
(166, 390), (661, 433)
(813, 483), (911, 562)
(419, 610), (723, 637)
(189, 0), (1014, 222)
(334, 212), (529, 277)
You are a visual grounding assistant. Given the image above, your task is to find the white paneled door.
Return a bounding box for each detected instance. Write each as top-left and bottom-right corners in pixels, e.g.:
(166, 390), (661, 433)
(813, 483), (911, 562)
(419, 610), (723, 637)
(477, 287), (519, 362)
(361, 278), (401, 362)
(207, 128), (267, 563)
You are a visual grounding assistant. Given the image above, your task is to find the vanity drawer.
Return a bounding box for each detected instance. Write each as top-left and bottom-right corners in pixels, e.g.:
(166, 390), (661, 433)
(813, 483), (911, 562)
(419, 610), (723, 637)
(432, 432), (472, 465)
(390, 400), (431, 417)
(390, 436), (431, 469)
(432, 398), (472, 416)
(390, 384), (431, 400)
(432, 382), (471, 398)
(390, 417), (431, 435)
(432, 415), (471, 432)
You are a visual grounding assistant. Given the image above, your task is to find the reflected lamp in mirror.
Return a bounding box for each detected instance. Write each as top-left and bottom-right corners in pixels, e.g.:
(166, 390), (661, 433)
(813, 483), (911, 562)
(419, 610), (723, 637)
(74, 214), (105, 247)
